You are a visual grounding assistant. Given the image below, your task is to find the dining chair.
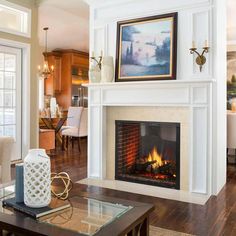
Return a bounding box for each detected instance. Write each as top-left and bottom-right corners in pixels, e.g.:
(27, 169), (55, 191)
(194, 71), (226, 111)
(61, 106), (83, 150)
(0, 137), (14, 184)
(62, 108), (88, 152)
(61, 106), (84, 131)
(227, 111), (236, 162)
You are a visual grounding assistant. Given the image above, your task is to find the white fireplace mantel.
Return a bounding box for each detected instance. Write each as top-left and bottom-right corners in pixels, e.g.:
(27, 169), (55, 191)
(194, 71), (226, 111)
(84, 79), (214, 196)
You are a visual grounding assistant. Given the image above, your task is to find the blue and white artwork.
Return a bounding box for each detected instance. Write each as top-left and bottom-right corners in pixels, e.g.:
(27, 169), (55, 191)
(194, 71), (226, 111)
(116, 14), (177, 81)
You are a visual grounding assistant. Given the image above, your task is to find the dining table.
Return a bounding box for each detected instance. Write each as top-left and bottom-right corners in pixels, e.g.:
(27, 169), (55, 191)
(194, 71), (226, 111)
(40, 116), (67, 147)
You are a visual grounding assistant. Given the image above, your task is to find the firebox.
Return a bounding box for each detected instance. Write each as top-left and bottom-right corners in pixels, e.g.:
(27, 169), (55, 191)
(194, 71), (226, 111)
(115, 120), (180, 189)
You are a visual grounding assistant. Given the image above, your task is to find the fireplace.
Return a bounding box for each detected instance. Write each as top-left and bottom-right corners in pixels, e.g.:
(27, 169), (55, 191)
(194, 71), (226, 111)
(115, 120), (180, 189)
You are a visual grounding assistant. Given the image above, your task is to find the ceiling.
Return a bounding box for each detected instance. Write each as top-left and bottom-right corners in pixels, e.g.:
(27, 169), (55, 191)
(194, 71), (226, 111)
(227, 0), (236, 43)
(38, 0), (89, 52)
(38, 0), (235, 49)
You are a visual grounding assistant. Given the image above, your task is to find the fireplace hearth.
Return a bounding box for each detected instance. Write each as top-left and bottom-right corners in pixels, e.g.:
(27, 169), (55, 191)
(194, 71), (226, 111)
(115, 121), (180, 189)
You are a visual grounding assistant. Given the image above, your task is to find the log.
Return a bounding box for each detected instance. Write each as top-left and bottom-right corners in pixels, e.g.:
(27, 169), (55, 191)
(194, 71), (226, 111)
(135, 160), (157, 171)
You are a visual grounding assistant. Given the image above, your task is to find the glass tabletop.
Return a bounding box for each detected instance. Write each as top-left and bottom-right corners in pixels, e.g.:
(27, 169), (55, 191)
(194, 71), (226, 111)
(0, 183), (133, 236)
(39, 196), (132, 236)
(0, 181), (15, 215)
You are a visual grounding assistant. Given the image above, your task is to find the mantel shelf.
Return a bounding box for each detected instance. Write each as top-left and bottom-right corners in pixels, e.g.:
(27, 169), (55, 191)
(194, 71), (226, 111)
(82, 79), (216, 88)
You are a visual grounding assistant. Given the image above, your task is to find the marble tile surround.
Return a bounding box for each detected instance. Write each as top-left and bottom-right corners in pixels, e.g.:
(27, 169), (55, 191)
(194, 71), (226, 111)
(105, 106), (190, 191)
(78, 178), (209, 205)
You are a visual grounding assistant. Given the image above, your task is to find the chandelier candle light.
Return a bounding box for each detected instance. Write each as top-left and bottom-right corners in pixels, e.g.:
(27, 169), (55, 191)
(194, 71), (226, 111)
(38, 27), (54, 79)
(189, 40), (210, 72)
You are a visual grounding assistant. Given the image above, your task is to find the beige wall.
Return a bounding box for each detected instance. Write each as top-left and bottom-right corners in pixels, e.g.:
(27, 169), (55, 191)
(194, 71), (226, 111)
(0, 0), (39, 148)
(227, 44), (236, 52)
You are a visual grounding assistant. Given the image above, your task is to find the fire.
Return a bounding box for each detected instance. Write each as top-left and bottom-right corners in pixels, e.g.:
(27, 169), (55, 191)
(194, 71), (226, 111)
(147, 146), (163, 167)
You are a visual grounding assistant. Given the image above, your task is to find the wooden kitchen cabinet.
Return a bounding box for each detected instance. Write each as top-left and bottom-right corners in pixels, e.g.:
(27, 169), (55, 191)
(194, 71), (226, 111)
(43, 49), (89, 110)
(54, 56), (62, 92)
(43, 51), (62, 95)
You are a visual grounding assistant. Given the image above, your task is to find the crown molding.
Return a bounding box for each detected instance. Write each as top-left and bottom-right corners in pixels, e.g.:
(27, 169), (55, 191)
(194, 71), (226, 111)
(83, 0), (143, 8)
(85, 0), (212, 12)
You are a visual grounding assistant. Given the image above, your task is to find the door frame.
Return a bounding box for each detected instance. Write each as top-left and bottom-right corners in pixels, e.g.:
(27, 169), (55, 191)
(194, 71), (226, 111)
(0, 38), (31, 160)
(0, 45), (22, 160)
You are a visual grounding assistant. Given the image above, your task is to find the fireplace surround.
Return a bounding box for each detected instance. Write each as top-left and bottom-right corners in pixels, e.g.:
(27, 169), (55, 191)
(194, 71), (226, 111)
(84, 80), (214, 201)
(115, 120), (180, 189)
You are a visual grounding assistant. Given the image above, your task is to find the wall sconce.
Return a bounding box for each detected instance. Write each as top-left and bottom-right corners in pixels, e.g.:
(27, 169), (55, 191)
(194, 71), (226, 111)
(189, 40), (210, 72)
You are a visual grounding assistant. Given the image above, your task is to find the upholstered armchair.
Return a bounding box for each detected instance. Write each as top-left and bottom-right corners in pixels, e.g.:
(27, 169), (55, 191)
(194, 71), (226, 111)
(0, 137), (14, 184)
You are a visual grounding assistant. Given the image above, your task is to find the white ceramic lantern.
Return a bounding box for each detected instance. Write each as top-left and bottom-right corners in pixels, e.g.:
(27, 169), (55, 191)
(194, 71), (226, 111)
(24, 149), (51, 208)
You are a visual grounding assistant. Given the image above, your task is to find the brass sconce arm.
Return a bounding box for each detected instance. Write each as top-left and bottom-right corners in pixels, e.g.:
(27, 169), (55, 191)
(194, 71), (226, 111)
(189, 46), (210, 72)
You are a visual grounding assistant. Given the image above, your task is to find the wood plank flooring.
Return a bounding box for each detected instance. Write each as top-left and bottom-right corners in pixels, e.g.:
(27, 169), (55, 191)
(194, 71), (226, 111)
(51, 139), (236, 236)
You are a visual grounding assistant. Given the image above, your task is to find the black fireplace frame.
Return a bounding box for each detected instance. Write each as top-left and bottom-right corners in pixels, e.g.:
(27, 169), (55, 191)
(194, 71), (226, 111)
(115, 120), (180, 190)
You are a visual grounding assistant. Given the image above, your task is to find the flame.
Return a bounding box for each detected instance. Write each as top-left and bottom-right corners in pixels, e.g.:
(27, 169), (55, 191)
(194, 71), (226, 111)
(147, 153), (152, 162)
(147, 146), (163, 167)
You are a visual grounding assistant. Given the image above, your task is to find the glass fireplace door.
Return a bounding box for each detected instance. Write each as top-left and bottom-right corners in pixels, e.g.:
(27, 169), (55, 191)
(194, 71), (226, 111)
(115, 121), (180, 189)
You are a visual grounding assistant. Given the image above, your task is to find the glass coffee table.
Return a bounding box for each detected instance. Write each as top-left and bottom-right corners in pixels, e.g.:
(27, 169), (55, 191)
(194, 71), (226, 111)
(0, 182), (154, 236)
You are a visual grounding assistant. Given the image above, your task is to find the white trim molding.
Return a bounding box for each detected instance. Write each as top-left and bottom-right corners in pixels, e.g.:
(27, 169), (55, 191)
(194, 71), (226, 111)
(0, 0), (32, 38)
(85, 0), (212, 10)
(0, 38), (31, 159)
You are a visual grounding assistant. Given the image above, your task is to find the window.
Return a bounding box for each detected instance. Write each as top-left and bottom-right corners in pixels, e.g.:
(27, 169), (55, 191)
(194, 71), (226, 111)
(0, 45), (22, 160)
(0, 0), (31, 37)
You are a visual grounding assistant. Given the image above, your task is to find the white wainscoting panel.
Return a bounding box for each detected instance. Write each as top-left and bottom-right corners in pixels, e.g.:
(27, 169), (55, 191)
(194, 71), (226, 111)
(102, 86), (190, 105)
(191, 7), (212, 78)
(192, 107), (208, 193)
(192, 86), (208, 104)
(94, 27), (107, 56)
(88, 106), (102, 178)
(90, 88), (101, 105)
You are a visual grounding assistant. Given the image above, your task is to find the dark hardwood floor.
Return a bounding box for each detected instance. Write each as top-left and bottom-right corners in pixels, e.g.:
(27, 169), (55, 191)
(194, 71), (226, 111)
(51, 139), (236, 236)
(50, 138), (87, 182)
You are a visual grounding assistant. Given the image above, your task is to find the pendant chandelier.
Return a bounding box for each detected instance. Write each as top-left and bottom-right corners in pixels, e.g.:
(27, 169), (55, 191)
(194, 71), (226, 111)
(38, 27), (54, 79)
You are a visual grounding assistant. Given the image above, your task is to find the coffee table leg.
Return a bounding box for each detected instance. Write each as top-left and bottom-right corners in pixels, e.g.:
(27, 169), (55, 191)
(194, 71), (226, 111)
(140, 217), (149, 236)
(127, 217), (149, 236)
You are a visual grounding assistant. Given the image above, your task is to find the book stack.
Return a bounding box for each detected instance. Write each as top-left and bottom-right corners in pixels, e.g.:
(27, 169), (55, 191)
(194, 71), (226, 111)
(2, 197), (70, 219)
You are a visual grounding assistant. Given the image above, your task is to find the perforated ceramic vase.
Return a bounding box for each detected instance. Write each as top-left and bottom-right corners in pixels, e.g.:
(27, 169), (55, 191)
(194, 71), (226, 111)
(24, 149), (51, 208)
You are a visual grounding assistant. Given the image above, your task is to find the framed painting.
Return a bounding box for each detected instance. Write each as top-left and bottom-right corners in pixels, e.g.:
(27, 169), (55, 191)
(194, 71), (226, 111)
(115, 13), (178, 82)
